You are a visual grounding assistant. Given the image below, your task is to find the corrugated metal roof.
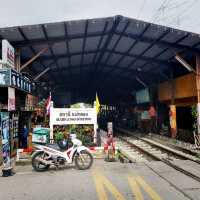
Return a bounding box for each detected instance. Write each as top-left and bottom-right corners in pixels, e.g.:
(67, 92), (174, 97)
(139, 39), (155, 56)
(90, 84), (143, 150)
(0, 15), (200, 101)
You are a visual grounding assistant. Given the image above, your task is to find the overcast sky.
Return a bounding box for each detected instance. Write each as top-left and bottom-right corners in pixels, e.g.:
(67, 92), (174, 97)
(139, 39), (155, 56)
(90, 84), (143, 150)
(0, 0), (200, 33)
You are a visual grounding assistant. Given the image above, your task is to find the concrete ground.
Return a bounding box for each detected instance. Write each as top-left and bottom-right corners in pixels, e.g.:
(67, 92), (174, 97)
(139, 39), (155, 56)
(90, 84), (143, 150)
(1, 159), (200, 200)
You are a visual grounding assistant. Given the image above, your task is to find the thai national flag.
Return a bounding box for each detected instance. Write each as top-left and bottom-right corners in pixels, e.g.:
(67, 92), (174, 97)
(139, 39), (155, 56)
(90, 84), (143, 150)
(46, 93), (51, 116)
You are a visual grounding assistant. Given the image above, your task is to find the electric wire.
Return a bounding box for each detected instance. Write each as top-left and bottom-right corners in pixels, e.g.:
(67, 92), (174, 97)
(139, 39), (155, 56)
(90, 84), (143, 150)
(137, 0), (148, 19)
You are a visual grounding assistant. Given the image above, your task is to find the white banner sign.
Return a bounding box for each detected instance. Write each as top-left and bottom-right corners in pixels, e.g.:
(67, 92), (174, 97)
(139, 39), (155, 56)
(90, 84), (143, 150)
(2, 40), (15, 68)
(50, 108), (97, 125)
(8, 87), (15, 111)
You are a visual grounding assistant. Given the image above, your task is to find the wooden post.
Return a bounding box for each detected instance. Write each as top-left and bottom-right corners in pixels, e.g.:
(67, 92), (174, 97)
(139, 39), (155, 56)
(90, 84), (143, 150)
(196, 55), (200, 138)
(15, 48), (21, 72)
(169, 69), (177, 138)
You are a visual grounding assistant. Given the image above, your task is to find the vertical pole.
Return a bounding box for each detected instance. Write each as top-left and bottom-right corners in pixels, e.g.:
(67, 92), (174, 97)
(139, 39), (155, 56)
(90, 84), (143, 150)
(93, 101), (97, 144)
(196, 55), (200, 137)
(15, 48), (21, 72)
(49, 101), (54, 143)
(169, 69), (177, 138)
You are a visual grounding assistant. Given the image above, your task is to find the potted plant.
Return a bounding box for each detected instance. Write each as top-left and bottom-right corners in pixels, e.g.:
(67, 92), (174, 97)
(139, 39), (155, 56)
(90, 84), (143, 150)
(54, 131), (64, 142)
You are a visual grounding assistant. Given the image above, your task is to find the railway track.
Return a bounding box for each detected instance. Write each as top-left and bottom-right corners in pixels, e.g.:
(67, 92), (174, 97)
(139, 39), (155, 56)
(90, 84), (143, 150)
(116, 129), (200, 184)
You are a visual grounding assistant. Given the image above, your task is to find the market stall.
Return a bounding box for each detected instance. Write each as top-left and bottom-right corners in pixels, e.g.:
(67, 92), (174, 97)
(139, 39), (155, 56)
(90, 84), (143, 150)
(0, 40), (36, 167)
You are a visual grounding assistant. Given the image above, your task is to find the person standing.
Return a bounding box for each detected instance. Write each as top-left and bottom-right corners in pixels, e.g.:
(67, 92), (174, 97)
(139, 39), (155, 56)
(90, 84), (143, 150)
(21, 125), (29, 148)
(148, 104), (157, 134)
(96, 128), (101, 147)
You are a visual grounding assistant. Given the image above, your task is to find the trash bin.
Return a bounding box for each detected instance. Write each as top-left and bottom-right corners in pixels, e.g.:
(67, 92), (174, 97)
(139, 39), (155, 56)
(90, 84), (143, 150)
(32, 128), (50, 144)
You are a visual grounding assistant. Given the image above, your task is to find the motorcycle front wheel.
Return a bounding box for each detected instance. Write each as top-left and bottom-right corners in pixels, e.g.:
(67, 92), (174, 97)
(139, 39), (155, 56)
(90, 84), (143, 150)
(32, 151), (50, 172)
(75, 150), (93, 170)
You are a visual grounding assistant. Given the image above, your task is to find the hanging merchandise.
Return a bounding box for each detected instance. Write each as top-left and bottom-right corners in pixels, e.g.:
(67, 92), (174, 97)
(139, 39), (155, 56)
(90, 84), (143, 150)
(9, 113), (19, 157)
(0, 127), (2, 165)
(0, 112), (13, 176)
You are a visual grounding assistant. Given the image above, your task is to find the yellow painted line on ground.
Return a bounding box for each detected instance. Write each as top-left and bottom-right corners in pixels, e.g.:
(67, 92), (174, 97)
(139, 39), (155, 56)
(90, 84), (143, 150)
(128, 176), (144, 200)
(92, 172), (108, 200)
(136, 176), (162, 200)
(128, 174), (162, 200)
(92, 170), (126, 200)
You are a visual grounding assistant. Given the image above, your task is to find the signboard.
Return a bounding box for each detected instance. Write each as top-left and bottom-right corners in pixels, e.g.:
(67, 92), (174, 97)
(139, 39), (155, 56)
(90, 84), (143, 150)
(11, 69), (32, 93)
(0, 68), (32, 93)
(25, 94), (38, 111)
(8, 87), (15, 111)
(32, 134), (47, 144)
(136, 88), (150, 104)
(49, 105), (97, 141)
(2, 40), (15, 68)
(50, 108), (97, 125)
(0, 69), (10, 85)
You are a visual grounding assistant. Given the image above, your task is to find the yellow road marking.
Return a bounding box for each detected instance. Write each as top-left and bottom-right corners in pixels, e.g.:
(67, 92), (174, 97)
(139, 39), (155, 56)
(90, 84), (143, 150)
(93, 172), (108, 200)
(136, 176), (162, 200)
(128, 175), (162, 200)
(92, 170), (126, 200)
(128, 176), (144, 200)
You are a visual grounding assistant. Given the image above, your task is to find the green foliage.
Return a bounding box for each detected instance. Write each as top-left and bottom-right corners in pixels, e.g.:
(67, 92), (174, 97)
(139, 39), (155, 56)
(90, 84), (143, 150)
(37, 99), (46, 108)
(191, 105), (198, 132)
(55, 131), (64, 141)
(70, 103), (92, 108)
(70, 103), (81, 108)
(196, 153), (200, 159)
(53, 124), (94, 146)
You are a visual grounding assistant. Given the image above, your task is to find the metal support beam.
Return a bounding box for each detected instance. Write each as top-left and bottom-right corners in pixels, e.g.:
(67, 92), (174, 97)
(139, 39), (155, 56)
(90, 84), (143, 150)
(80, 20), (89, 90)
(104, 29), (170, 79)
(13, 31), (109, 48)
(20, 47), (48, 71)
(34, 67), (50, 81)
(93, 16), (122, 75)
(135, 76), (147, 87)
(88, 15), (122, 95)
(13, 25), (199, 55)
(64, 22), (72, 77)
(115, 30), (200, 54)
(28, 49), (172, 67)
(196, 55), (200, 139)
(175, 53), (195, 72)
(17, 27), (56, 82)
(41, 25), (60, 70)
(125, 33), (191, 75)
(127, 29), (170, 70)
(92, 21), (109, 67)
(41, 24), (65, 82)
(100, 20), (130, 72)
(154, 33), (190, 61)
(114, 23), (151, 68)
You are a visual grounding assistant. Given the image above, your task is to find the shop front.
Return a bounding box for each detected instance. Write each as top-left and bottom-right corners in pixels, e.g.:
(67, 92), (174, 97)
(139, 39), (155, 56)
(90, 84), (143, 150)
(158, 73), (197, 141)
(0, 67), (35, 163)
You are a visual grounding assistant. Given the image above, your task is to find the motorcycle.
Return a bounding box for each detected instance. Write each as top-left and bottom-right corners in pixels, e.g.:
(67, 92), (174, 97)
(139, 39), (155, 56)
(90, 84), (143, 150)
(32, 134), (93, 172)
